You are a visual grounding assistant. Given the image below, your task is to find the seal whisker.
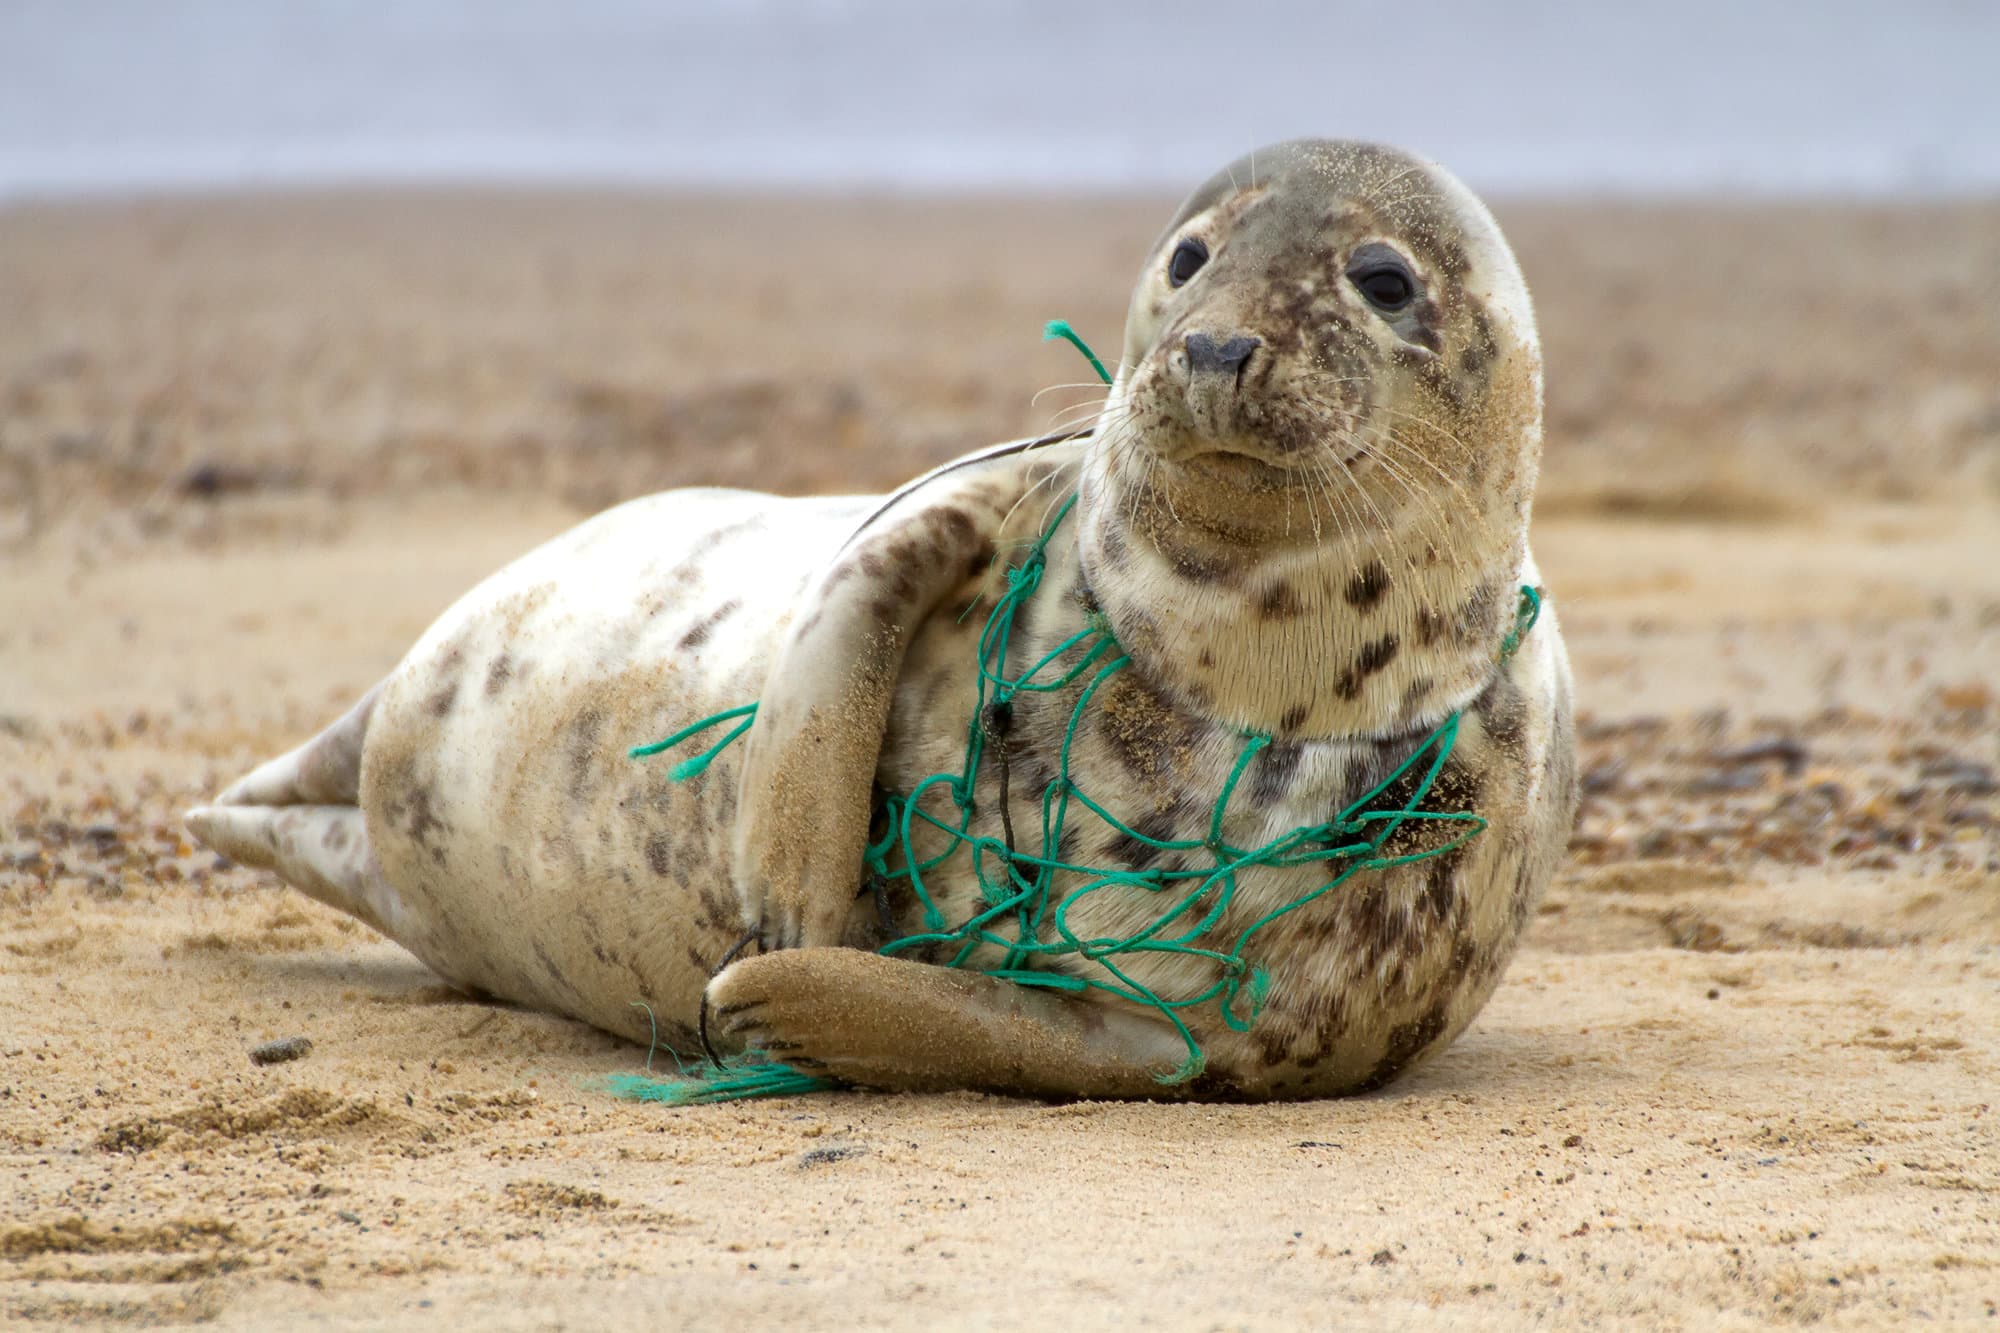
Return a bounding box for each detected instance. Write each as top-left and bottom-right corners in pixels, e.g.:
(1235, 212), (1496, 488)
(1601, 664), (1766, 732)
(1040, 399), (1108, 434)
(1356, 419), (1488, 523)
(1346, 428), (1479, 579)
(1304, 451), (1362, 549)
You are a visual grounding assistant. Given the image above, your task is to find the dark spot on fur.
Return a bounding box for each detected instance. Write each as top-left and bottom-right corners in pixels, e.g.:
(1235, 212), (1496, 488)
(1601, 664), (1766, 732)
(645, 834), (674, 878)
(1456, 581), (1503, 642)
(677, 598), (743, 652)
(1335, 633), (1399, 699)
(1344, 560), (1390, 610)
(1358, 999), (1452, 1092)
(1415, 607), (1443, 646)
(1349, 884), (1411, 970)
(1106, 807), (1182, 873)
(387, 781), (450, 866)
(1251, 740), (1303, 804)
(1511, 854), (1539, 929)
(938, 507), (978, 544)
(425, 680), (458, 719)
(1399, 676), (1435, 717)
(1357, 633), (1399, 677)
(1256, 580), (1305, 619)
(1278, 703), (1310, 734)
(1448, 932), (1477, 981)
(1421, 855), (1459, 922)
(532, 940), (585, 1004)
(484, 653), (514, 697)
(1198, 648), (1215, 670)
(1172, 548), (1234, 585)
(1253, 1021), (1297, 1069)
(1473, 669), (1528, 752)
(565, 706), (608, 800)
(1015, 759), (1059, 804)
(1095, 672), (1204, 787)
(1460, 300), (1496, 382)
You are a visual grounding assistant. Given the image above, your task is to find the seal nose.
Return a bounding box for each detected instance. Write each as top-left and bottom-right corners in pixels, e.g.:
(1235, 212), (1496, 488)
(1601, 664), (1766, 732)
(1185, 332), (1261, 381)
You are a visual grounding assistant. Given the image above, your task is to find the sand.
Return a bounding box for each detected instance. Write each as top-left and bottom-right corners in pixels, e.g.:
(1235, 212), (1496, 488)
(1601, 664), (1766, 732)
(1, 192), (1996, 1328)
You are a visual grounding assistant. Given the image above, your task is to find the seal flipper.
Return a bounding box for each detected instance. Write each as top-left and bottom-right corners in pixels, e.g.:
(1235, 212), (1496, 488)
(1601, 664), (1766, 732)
(214, 682), (381, 807)
(187, 680), (411, 937)
(706, 949), (1195, 1099)
(184, 804), (413, 940)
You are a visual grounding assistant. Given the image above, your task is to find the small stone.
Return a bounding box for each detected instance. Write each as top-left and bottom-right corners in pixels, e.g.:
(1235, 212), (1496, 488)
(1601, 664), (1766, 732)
(250, 1036), (314, 1066)
(1710, 737), (1808, 777)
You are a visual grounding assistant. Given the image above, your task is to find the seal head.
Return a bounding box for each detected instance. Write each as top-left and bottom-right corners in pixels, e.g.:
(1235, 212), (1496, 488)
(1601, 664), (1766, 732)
(1080, 138), (1543, 740)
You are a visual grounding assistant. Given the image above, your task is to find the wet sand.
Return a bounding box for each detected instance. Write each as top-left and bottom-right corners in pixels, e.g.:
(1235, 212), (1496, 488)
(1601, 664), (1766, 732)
(2, 192), (1996, 1327)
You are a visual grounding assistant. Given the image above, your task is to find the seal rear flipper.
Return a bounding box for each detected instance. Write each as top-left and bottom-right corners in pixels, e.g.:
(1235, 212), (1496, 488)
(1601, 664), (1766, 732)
(184, 803), (412, 941)
(213, 682), (382, 807)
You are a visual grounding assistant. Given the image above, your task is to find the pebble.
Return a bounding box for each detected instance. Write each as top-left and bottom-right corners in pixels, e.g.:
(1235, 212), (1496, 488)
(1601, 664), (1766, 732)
(249, 1036), (314, 1066)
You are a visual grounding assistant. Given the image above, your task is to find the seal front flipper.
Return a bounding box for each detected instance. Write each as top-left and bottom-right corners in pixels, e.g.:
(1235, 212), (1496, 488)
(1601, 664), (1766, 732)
(730, 443), (1077, 952)
(705, 949), (1192, 1098)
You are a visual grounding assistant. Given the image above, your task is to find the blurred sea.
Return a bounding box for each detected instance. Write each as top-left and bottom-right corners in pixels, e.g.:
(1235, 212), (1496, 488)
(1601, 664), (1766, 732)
(2, 0), (1996, 199)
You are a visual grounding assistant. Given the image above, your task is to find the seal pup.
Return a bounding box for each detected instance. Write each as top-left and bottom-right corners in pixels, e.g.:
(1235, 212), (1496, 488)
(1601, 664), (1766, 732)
(188, 138), (1578, 1100)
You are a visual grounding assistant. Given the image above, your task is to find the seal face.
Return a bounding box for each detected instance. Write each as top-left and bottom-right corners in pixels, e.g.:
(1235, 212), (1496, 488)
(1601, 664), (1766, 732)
(187, 138), (1578, 1102)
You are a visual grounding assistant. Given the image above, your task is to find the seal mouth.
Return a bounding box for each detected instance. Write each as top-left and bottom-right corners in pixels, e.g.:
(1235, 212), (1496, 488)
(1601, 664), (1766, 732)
(1176, 448), (1306, 489)
(1175, 444), (1372, 489)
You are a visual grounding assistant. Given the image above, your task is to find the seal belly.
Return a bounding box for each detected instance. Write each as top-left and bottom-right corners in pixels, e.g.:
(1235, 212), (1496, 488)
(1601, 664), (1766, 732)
(358, 487), (871, 1045)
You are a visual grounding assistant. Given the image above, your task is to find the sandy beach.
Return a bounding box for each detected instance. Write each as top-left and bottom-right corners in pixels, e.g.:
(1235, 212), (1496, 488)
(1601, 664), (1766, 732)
(2, 192), (1996, 1327)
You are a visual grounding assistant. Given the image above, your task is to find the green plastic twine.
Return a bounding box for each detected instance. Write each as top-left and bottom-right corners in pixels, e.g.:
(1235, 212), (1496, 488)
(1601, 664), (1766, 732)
(614, 322), (1541, 1105)
(1043, 319), (1113, 386)
(629, 703), (759, 781)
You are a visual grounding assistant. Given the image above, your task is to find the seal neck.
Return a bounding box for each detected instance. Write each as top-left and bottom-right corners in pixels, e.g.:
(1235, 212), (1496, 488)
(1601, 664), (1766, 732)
(1071, 447), (1525, 740)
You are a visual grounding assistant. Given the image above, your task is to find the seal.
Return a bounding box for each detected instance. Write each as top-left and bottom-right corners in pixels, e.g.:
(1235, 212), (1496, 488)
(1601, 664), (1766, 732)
(187, 138), (1578, 1100)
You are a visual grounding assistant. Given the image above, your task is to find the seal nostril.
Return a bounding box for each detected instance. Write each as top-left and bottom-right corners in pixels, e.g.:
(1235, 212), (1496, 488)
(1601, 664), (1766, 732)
(1185, 333), (1262, 382)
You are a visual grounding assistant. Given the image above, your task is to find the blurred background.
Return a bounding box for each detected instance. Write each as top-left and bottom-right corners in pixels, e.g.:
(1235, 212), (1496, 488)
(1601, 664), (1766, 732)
(3, 0), (1997, 198)
(2, 1), (1996, 866)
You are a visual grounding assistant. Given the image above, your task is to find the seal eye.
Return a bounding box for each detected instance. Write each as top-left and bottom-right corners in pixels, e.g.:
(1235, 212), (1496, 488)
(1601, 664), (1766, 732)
(1349, 262), (1415, 312)
(1167, 237), (1209, 288)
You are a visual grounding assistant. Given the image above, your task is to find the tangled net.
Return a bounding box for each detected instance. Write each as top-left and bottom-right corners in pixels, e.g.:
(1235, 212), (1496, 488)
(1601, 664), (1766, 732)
(609, 324), (1538, 1105)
